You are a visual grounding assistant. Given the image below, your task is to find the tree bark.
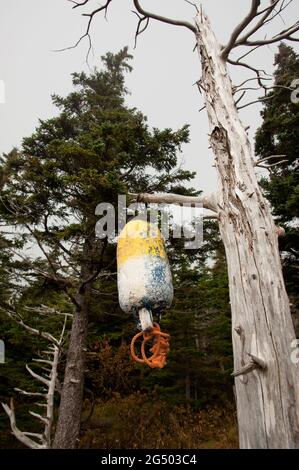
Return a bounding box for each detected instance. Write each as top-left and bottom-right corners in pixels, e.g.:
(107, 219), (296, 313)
(52, 239), (96, 449)
(52, 293), (89, 448)
(195, 11), (299, 448)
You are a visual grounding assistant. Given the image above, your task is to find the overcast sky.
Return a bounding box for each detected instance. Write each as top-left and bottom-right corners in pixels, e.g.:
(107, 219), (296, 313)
(0, 0), (298, 195)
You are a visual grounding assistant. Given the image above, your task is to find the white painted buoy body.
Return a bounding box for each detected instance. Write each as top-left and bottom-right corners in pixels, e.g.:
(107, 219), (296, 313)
(117, 219), (173, 317)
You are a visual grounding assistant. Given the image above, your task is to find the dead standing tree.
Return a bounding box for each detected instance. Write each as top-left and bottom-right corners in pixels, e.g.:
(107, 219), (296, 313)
(0, 197), (107, 449)
(1, 305), (70, 448)
(69, 0), (299, 448)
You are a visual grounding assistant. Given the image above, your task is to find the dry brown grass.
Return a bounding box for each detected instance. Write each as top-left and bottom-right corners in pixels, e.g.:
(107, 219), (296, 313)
(80, 393), (238, 449)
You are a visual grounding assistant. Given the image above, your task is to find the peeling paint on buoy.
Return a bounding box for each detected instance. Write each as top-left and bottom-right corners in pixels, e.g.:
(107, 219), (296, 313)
(117, 219), (173, 316)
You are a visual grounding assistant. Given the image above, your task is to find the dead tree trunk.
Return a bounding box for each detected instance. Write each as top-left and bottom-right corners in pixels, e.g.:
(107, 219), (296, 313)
(195, 11), (299, 448)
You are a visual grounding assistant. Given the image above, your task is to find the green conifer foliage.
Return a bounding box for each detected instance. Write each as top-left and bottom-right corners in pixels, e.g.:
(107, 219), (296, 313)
(255, 43), (299, 331)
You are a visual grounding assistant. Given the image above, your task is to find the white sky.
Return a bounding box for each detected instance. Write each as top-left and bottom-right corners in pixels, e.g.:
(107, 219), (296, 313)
(0, 0), (298, 195)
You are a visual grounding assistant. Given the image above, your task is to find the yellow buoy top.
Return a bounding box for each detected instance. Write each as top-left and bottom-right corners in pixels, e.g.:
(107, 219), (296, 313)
(117, 219), (166, 268)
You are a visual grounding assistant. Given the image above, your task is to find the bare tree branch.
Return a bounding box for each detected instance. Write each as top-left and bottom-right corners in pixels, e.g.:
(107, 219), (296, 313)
(244, 20), (299, 46)
(228, 59), (272, 79)
(227, 58), (273, 90)
(54, 32), (92, 64)
(235, 90), (247, 106)
(2, 308), (68, 448)
(133, 0), (196, 34)
(236, 44), (262, 62)
(14, 388), (45, 397)
(28, 410), (49, 424)
(129, 191), (218, 212)
(234, 76), (272, 89)
(0, 306), (60, 346)
(255, 154), (288, 170)
(68, 0), (90, 9)
(222, 0), (298, 58)
(221, 0), (261, 59)
(82, 0), (112, 21)
(237, 94), (273, 110)
(255, 154), (287, 165)
(25, 304), (73, 319)
(26, 364), (50, 387)
(236, 0), (281, 45)
(1, 399), (44, 449)
(32, 358), (53, 366)
(185, 0), (199, 13)
(256, 161), (288, 171)
(56, 0), (113, 62)
(132, 10), (150, 49)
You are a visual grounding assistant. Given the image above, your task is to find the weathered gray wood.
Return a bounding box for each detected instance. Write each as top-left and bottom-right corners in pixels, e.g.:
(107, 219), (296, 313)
(1, 399), (46, 449)
(195, 10), (299, 448)
(1, 309), (66, 448)
(129, 191), (218, 212)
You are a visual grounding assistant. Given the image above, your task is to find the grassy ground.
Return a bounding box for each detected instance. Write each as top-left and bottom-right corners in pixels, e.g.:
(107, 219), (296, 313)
(80, 393), (238, 449)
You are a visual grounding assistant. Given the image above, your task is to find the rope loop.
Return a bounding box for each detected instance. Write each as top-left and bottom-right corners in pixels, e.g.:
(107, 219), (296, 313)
(130, 323), (170, 369)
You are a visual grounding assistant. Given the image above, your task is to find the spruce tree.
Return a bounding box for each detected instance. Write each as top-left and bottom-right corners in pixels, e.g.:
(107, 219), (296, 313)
(255, 43), (299, 332)
(0, 48), (196, 448)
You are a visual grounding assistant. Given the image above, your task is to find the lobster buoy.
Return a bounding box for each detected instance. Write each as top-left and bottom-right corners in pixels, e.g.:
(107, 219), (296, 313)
(117, 219), (173, 332)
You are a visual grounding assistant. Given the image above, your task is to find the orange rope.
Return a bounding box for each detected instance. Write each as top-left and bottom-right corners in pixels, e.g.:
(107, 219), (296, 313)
(130, 323), (170, 369)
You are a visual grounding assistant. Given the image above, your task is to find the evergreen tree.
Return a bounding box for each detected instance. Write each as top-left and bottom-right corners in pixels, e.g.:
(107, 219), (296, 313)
(154, 222), (232, 407)
(0, 48), (196, 448)
(255, 43), (299, 332)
